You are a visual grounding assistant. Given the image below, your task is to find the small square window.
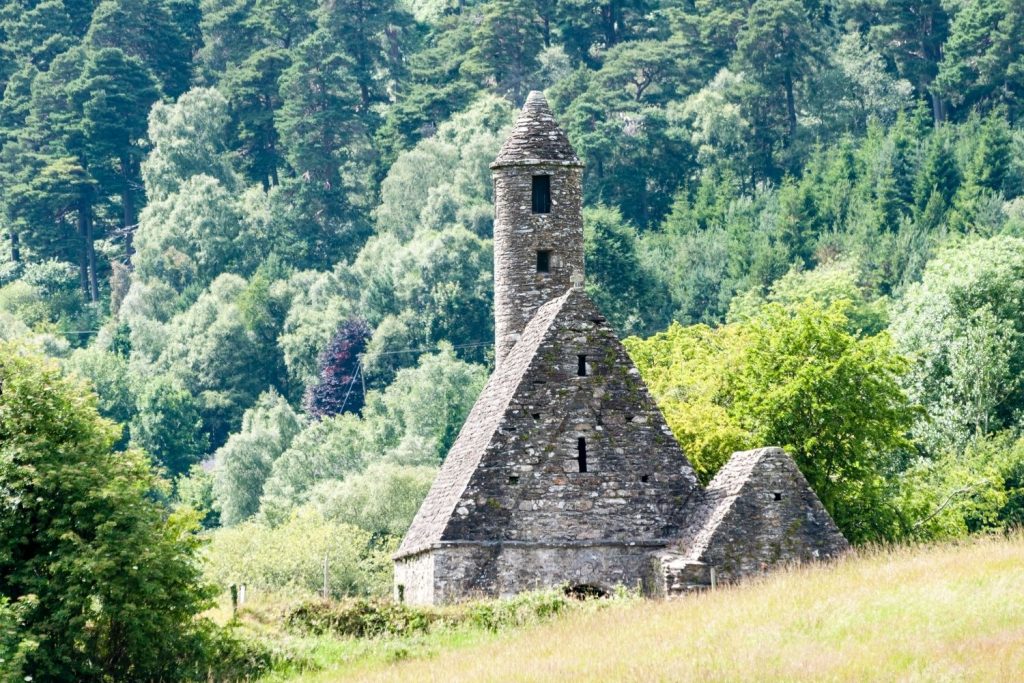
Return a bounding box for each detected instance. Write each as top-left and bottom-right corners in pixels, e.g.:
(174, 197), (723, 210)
(532, 175), (551, 213)
(773, 492), (782, 501)
(536, 250), (552, 273)
(508, 475), (520, 485)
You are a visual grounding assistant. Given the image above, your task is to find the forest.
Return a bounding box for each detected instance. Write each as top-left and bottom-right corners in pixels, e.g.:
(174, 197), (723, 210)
(3, 0), (1024, 679)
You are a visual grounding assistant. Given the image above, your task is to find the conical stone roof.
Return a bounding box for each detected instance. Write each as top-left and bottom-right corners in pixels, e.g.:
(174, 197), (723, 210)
(490, 91), (582, 169)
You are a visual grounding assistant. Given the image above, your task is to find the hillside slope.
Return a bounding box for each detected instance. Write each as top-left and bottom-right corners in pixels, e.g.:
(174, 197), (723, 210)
(322, 536), (1024, 682)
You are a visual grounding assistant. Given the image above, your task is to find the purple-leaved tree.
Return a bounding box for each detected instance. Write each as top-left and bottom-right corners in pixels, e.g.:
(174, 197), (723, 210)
(304, 317), (372, 418)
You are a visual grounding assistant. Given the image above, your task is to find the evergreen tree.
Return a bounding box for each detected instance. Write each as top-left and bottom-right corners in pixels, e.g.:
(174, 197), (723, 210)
(86, 0), (192, 98)
(462, 0), (545, 104)
(76, 47), (160, 258)
(935, 0), (1024, 119)
(275, 28), (373, 265)
(842, 0), (951, 122)
(735, 0), (824, 141)
(221, 47), (289, 189)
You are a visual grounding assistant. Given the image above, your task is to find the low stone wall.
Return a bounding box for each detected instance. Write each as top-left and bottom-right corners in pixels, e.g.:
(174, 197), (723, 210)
(398, 542), (667, 604)
(393, 551), (435, 605)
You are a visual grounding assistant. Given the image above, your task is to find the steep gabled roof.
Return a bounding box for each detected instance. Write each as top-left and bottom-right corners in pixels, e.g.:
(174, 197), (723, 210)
(490, 91), (582, 168)
(671, 447), (849, 565)
(671, 449), (767, 560)
(395, 290), (575, 559)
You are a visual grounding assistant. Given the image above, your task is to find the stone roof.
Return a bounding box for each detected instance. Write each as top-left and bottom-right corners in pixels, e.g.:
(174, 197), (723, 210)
(670, 448), (771, 560)
(490, 91), (582, 169)
(395, 289), (576, 559)
(669, 447), (849, 564)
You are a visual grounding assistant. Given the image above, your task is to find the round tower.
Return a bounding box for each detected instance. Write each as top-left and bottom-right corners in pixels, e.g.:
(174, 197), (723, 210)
(491, 90), (584, 368)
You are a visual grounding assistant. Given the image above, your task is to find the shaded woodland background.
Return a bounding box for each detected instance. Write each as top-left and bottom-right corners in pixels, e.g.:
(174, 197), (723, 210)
(4, 0), (1024, 677)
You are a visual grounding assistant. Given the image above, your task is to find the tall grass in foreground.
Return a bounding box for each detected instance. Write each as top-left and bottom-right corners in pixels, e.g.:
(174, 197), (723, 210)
(323, 536), (1024, 682)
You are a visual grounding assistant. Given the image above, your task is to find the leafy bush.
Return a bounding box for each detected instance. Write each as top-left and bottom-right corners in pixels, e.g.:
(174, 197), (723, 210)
(304, 317), (372, 418)
(308, 463), (437, 537)
(283, 588), (577, 639)
(627, 301), (917, 542)
(465, 589), (571, 632)
(897, 432), (1024, 540)
(285, 599), (438, 638)
(0, 596), (38, 681)
(0, 342), (226, 680)
(203, 508), (395, 598)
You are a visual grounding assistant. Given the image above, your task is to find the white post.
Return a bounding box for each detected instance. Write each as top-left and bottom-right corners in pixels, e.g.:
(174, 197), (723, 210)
(323, 553), (329, 600)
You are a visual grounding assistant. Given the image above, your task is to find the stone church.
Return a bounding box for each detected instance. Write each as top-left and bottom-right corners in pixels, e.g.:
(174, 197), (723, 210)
(393, 91), (848, 605)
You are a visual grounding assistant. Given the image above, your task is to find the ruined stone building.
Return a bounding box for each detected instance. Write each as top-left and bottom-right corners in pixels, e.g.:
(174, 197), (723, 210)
(393, 92), (848, 605)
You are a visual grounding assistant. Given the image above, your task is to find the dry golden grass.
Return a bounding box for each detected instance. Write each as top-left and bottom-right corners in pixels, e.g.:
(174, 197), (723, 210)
(316, 535), (1024, 682)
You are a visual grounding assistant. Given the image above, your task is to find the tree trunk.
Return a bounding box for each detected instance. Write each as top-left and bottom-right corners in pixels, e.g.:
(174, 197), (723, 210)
(929, 90), (946, 125)
(86, 206), (98, 303)
(784, 71), (798, 140)
(78, 214), (89, 297)
(8, 230), (19, 263)
(122, 156), (136, 262)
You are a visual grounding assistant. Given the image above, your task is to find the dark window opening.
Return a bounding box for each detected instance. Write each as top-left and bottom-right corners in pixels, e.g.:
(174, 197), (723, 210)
(641, 475), (649, 483)
(577, 437), (588, 472)
(577, 354), (587, 376)
(532, 175), (551, 213)
(397, 585), (406, 603)
(565, 584), (607, 600)
(508, 475), (520, 485)
(532, 412), (541, 420)
(536, 249), (551, 273)
(773, 492), (782, 501)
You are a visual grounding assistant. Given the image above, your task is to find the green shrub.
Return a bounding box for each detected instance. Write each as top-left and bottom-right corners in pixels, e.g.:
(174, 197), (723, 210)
(203, 508), (395, 598)
(467, 589), (570, 632)
(285, 599), (438, 638)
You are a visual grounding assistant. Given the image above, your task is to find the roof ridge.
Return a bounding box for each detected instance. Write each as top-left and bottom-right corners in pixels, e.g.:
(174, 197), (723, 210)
(395, 289), (575, 559)
(676, 448), (777, 560)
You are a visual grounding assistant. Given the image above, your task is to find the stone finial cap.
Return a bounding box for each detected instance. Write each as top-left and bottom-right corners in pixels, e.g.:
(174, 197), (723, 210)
(490, 91), (583, 169)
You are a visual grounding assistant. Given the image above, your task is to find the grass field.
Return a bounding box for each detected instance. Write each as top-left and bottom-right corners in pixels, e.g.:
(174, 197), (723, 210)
(285, 535), (1024, 682)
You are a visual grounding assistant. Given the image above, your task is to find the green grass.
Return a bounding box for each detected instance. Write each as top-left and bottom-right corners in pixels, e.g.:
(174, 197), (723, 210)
(258, 535), (1024, 682)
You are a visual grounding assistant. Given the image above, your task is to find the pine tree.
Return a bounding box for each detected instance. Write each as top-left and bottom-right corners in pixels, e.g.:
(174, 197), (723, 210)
(76, 47), (159, 258)
(735, 0), (824, 141)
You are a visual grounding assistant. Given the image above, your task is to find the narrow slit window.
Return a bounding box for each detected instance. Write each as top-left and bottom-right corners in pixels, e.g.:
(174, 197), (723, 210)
(532, 175), (551, 213)
(577, 437), (588, 473)
(577, 354), (587, 376)
(536, 249), (551, 273)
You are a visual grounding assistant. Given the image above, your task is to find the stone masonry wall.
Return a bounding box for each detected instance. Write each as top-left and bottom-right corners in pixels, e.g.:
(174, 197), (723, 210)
(693, 449), (849, 583)
(659, 447), (850, 595)
(492, 163), (584, 368)
(425, 544), (661, 603)
(443, 290), (700, 551)
(393, 550), (435, 605)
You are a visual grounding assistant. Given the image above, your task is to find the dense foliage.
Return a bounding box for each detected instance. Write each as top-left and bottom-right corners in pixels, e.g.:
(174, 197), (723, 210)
(3, 0), (1024, 664)
(0, 342), (263, 681)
